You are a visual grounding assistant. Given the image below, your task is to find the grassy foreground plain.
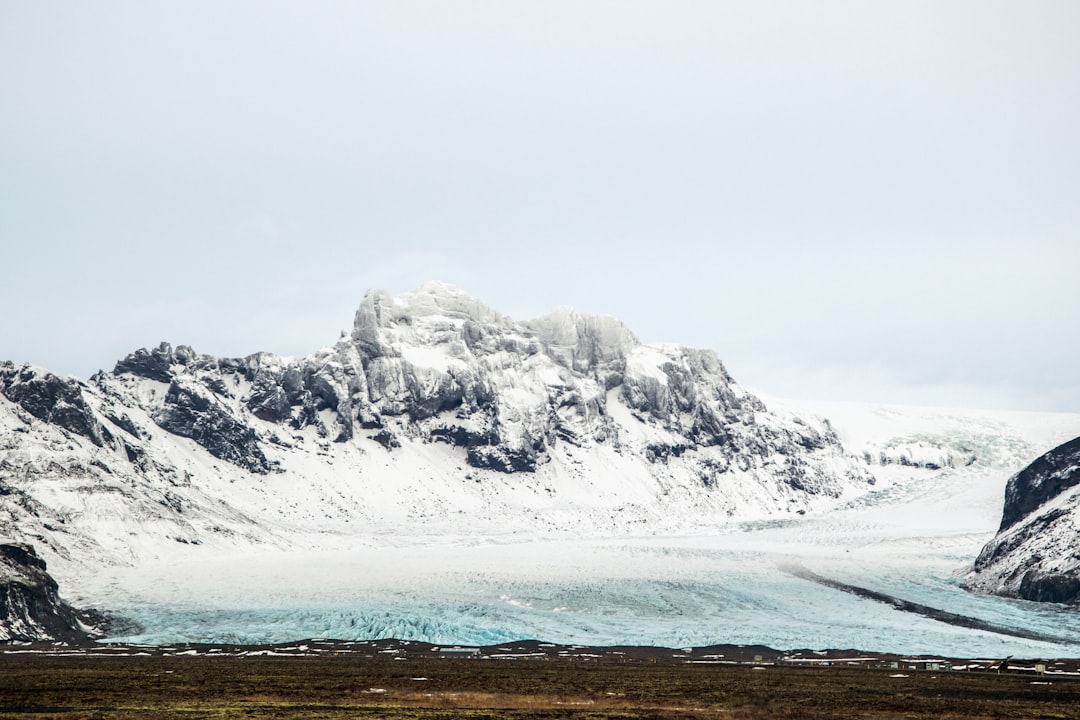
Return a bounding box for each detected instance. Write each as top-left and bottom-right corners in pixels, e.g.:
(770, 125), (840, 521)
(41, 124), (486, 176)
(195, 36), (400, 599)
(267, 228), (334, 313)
(2, 652), (1079, 720)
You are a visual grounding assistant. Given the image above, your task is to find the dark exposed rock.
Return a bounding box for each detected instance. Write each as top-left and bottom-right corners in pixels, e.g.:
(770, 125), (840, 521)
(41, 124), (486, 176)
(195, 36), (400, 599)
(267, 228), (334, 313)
(430, 425), (499, 448)
(968, 435), (1080, 604)
(305, 370), (341, 411)
(999, 435), (1080, 531)
(113, 342), (196, 382)
(248, 374), (293, 423)
(123, 441), (147, 468)
(689, 407), (734, 448)
(232, 354), (365, 443)
(292, 398), (320, 430)
(279, 367), (304, 394)
(358, 413), (383, 430)
(0, 543), (99, 643)
(1018, 569), (1080, 604)
(0, 544), (45, 571)
(330, 285), (864, 495)
(203, 376), (234, 398)
(405, 371), (465, 421)
(153, 381), (271, 474)
(103, 410), (142, 438)
(972, 507), (1061, 573)
(619, 349), (759, 444)
(466, 431), (544, 474)
(370, 429), (400, 450)
(0, 281), (893, 647)
(645, 443), (688, 464)
(467, 444), (538, 473)
(0, 363), (105, 447)
(783, 461), (815, 493)
(245, 365), (316, 423)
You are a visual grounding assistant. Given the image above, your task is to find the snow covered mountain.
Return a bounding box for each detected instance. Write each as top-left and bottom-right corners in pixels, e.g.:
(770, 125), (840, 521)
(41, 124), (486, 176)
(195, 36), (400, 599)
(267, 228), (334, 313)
(7, 283), (1080, 651)
(967, 435), (1080, 603)
(0, 283), (873, 578)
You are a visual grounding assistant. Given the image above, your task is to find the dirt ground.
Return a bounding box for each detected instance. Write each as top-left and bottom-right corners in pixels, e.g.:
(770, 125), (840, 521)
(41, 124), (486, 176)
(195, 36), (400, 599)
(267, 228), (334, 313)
(1, 652), (1078, 719)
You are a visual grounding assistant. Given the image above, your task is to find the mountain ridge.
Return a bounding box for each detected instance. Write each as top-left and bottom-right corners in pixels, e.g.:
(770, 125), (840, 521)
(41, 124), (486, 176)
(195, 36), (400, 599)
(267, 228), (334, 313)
(1, 284), (874, 575)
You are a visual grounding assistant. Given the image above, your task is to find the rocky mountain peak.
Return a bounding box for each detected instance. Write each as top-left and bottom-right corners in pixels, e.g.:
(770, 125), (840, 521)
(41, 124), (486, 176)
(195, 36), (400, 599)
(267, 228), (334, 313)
(113, 342), (201, 382)
(98, 286), (865, 486)
(352, 283), (510, 358)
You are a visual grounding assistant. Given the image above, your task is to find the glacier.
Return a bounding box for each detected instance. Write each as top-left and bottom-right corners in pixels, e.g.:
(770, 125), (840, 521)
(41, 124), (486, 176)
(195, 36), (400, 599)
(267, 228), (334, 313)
(91, 532), (1080, 657)
(81, 401), (1080, 657)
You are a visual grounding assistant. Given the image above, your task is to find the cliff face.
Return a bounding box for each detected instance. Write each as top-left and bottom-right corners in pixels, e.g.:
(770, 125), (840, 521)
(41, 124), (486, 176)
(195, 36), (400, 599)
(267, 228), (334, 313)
(108, 285), (866, 494)
(967, 436), (1080, 604)
(0, 543), (98, 643)
(0, 284), (875, 572)
(997, 436), (1080, 533)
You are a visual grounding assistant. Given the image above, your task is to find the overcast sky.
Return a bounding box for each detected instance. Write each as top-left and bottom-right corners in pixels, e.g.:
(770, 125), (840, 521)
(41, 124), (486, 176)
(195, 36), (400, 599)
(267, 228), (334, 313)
(1, 1), (1077, 411)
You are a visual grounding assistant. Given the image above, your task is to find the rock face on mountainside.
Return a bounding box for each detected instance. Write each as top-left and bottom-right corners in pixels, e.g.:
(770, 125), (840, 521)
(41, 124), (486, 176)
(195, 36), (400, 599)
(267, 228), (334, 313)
(0, 364), (107, 447)
(967, 435), (1080, 604)
(0, 543), (98, 642)
(0, 283), (876, 571)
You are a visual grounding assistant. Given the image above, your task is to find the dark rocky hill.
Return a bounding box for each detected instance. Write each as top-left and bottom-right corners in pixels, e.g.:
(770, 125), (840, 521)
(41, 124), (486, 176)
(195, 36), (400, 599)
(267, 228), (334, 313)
(0, 543), (100, 643)
(967, 436), (1080, 603)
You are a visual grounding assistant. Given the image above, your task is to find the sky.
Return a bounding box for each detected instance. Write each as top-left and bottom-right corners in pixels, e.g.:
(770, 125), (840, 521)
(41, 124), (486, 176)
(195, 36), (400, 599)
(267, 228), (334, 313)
(1, 1), (1078, 412)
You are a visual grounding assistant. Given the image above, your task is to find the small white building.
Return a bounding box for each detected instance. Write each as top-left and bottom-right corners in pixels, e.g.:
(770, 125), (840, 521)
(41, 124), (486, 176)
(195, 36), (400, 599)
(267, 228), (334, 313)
(438, 646), (481, 657)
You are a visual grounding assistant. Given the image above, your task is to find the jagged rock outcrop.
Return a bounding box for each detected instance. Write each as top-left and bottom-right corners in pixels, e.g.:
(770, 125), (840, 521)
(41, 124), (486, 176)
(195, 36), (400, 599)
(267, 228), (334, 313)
(152, 379), (273, 474)
(102, 284), (866, 492)
(967, 436), (1080, 604)
(0, 363), (106, 447)
(113, 342), (198, 383)
(0, 543), (98, 642)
